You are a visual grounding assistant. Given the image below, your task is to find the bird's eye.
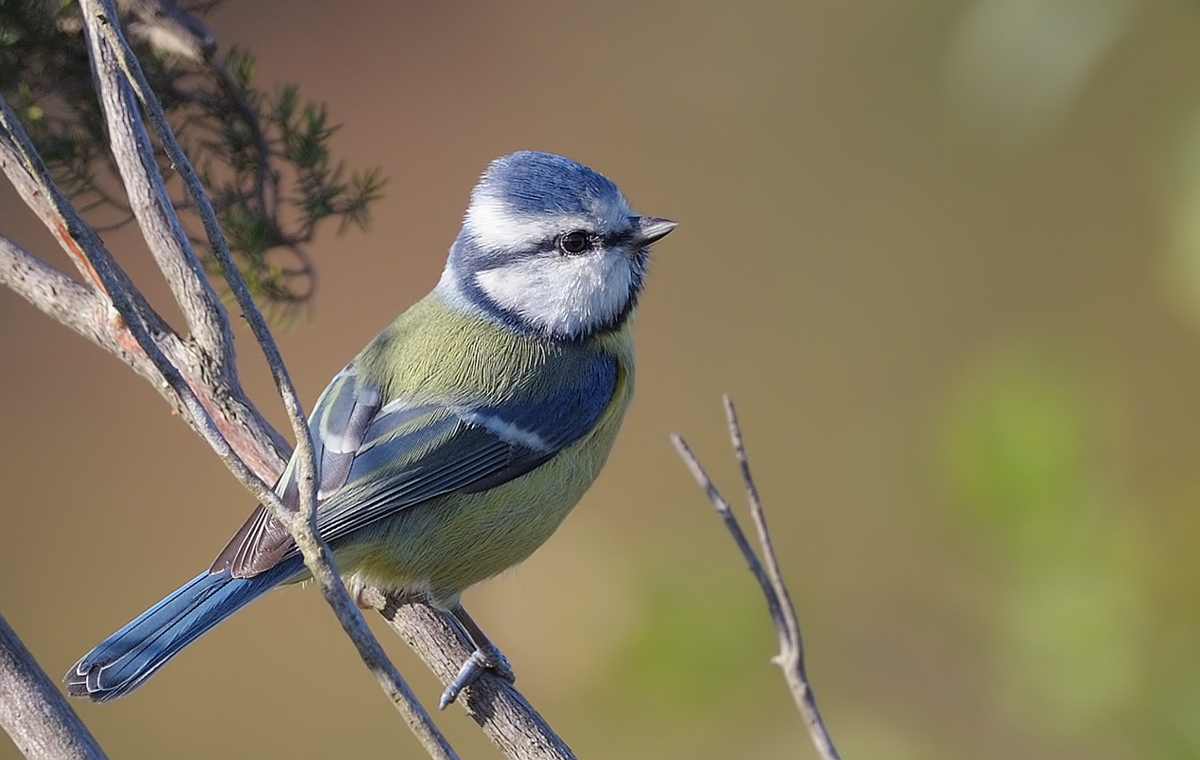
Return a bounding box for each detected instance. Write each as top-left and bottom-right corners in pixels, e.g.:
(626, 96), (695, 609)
(557, 230), (590, 255)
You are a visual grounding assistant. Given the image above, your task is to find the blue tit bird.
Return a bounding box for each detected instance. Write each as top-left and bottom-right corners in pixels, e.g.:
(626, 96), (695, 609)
(66, 150), (675, 706)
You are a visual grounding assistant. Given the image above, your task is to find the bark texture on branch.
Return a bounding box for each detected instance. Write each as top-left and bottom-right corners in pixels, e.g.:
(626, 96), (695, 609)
(0, 614), (108, 760)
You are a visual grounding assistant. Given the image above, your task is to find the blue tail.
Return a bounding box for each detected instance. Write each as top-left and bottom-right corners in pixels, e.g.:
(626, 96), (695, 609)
(65, 559), (301, 701)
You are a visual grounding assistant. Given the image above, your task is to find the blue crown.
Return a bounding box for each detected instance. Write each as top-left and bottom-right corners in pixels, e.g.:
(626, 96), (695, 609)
(477, 151), (622, 216)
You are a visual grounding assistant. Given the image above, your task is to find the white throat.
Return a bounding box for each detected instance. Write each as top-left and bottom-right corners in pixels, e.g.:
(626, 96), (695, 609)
(473, 249), (634, 338)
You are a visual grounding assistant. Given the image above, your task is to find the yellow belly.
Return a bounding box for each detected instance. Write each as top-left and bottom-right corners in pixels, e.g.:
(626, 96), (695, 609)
(339, 358), (632, 608)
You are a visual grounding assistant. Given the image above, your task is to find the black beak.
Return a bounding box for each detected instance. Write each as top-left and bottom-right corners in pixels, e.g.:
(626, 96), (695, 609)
(635, 216), (677, 246)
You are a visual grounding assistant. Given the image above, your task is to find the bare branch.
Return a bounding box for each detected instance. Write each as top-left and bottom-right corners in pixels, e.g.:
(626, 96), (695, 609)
(83, 0), (308, 507)
(671, 396), (842, 760)
(0, 116), (119, 296)
(0, 233), (130, 362)
(0, 91), (289, 484)
(6, 11), (454, 752)
(0, 613), (107, 760)
(360, 590), (578, 760)
(75, 4), (468, 756)
(82, 2), (235, 370)
(725, 397), (803, 650)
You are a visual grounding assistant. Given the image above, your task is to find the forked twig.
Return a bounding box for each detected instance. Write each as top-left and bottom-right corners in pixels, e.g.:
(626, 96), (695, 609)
(671, 395), (841, 760)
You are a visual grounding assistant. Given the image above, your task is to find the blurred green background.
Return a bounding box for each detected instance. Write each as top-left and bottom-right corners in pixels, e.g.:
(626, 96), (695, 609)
(5, 1), (1200, 758)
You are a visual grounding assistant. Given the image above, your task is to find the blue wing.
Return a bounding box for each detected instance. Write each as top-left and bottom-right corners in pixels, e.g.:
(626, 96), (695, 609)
(212, 353), (618, 578)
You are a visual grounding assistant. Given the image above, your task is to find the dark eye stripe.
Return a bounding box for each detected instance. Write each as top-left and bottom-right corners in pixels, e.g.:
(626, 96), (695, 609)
(603, 230), (636, 247)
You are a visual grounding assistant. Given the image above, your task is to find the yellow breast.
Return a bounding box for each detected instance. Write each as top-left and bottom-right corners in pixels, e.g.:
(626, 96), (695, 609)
(342, 321), (636, 607)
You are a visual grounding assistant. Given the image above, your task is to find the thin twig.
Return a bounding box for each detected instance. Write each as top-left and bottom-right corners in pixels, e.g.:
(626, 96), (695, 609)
(77, 4), (457, 757)
(671, 396), (842, 760)
(724, 397), (803, 656)
(0, 613), (108, 760)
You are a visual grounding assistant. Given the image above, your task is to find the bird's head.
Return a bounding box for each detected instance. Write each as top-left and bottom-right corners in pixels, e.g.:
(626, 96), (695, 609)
(438, 151), (676, 341)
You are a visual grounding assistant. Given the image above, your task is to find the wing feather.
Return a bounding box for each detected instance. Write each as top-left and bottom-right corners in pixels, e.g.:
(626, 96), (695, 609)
(212, 350), (618, 578)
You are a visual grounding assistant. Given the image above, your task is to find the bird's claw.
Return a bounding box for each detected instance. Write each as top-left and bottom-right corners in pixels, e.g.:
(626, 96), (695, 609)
(439, 645), (514, 710)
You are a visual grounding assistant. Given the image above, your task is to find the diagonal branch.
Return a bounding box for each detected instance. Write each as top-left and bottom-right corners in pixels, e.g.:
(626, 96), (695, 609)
(0, 91), (288, 485)
(0, 233), (140, 372)
(361, 590), (579, 760)
(0, 613), (107, 760)
(86, 0), (307, 496)
(0, 95), (187, 399)
(671, 395), (842, 760)
(76, 5), (458, 758)
(82, 3), (235, 371)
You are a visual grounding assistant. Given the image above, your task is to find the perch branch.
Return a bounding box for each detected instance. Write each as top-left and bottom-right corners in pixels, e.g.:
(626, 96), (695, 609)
(360, 589), (579, 760)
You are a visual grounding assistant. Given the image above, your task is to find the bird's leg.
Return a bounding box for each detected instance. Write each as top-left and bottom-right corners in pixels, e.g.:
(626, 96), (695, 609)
(439, 604), (515, 709)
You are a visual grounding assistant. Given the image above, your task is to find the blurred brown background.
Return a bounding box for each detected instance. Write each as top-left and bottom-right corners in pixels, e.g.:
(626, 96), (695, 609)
(5, 1), (1200, 758)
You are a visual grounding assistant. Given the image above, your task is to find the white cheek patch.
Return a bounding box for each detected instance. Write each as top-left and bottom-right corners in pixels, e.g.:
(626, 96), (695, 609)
(475, 250), (634, 338)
